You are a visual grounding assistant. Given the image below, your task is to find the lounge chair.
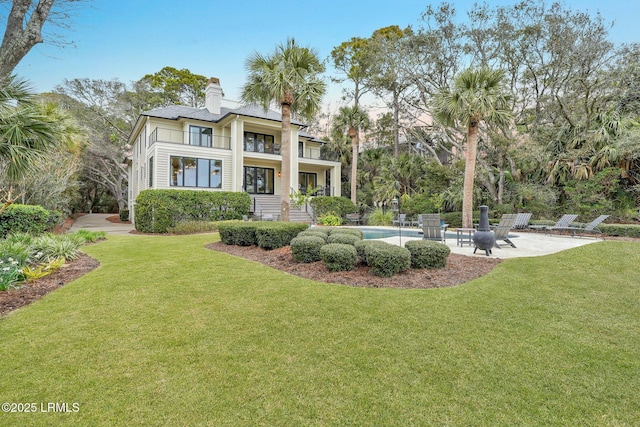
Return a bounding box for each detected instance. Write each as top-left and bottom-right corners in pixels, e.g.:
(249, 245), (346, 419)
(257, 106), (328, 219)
(422, 215), (446, 243)
(492, 214), (518, 248)
(564, 215), (609, 239)
(513, 213), (532, 230)
(392, 213), (410, 227)
(530, 214), (579, 235)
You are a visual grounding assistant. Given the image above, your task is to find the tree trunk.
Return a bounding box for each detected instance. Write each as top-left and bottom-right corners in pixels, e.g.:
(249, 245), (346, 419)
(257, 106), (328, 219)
(280, 98), (292, 222)
(462, 123), (479, 228)
(349, 126), (358, 205)
(393, 89), (400, 158)
(0, 0), (55, 82)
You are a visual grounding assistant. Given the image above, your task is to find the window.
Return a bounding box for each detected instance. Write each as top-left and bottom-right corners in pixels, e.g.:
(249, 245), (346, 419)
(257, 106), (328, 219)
(170, 156), (222, 188)
(298, 142), (304, 157)
(189, 125), (213, 147)
(244, 132), (276, 154)
(148, 156), (154, 187)
(244, 166), (275, 194)
(298, 172), (317, 194)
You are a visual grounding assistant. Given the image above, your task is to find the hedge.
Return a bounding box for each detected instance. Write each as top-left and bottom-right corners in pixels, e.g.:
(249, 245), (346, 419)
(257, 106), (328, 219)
(405, 240), (450, 269)
(365, 243), (411, 277)
(255, 222), (308, 250)
(135, 189), (250, 233)
(0, 204), (51, 238)
(320, 243), (357, 271)
(218, 221), (308, 249)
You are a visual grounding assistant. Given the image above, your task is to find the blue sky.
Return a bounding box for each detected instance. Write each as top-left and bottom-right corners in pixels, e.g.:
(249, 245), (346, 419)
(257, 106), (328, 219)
(11, 0), (640, 108)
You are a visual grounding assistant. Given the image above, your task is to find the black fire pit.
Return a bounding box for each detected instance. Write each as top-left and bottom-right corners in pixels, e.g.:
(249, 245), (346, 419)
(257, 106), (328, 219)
(473, 205), (495, 256)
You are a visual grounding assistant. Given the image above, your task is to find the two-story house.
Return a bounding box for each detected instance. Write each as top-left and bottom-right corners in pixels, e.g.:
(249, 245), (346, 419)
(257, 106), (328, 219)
(127, 77), (341, 223)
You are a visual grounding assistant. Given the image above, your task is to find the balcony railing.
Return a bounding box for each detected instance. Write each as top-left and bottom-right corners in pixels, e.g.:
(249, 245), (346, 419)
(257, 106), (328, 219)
(150, 127), (231, 150)
(299, 147), (336, 161)
(244, 141), (281, 155)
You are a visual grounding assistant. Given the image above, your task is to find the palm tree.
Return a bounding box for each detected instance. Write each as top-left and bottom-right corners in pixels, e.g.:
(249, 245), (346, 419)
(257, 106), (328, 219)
(241, 38), (326, 221)
(433, 67), (512, 228)
(0, 76), (68, 181)
(333, 105), (370, 205)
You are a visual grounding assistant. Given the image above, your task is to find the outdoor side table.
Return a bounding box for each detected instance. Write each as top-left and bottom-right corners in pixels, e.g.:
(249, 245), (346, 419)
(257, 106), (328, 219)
(456, 228), (475, 247)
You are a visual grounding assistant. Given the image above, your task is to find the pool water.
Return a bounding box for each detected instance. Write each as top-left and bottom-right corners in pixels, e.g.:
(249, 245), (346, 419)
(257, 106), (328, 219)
(359, 227), (455, 240)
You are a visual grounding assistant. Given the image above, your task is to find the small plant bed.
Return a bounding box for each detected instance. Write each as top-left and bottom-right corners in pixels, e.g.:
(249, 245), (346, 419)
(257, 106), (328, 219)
(206, 241), (501, 289)
(0, 253), (99, 315)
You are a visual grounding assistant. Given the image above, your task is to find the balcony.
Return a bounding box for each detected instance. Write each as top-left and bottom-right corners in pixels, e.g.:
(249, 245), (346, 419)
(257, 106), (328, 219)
(299, 147), (336, 161)
(150, 127), (231, 150)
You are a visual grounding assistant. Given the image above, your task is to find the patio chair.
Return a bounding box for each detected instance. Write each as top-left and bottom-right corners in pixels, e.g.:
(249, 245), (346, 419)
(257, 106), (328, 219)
(513, 212), (532, 230)
(422, 215), (446, 243)
(564, 214), (609, 239)
(346, 213), (361, 225)
(392, 213), (410, 227)
(530, 214), (579, 235)
(492, 214), (518, 248)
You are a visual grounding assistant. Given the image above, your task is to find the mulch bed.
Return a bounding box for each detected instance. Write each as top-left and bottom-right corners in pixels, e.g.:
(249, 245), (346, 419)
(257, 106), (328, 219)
(206, 241), (502, 289)
(0, 253), (100, 316)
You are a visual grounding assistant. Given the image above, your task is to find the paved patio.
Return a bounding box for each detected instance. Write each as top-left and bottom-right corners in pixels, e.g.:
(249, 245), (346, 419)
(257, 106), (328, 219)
(367, 227), (602, 259)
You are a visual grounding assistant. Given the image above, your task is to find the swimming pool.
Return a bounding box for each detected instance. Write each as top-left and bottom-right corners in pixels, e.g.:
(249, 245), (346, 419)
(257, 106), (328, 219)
(357, 227), (517, 241)
(359, 227), (453, 240)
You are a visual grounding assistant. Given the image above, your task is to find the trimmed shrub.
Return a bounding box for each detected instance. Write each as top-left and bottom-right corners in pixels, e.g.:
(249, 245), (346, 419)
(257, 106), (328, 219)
(328, 227), (364, 239)
(327, 233), (360, 246)
(119, 209), (130, 222)
(365, 243), (411, 277)
(405, 240), (451, 269)
(255, 222), (308, 250)
(320, 243), (357, 272)
(354, 240), (388, 265)
(0, 204), (51, 238)
(168, 220), (220, 235)
(218, 221), (257, 246)
(296, 230), (328, 241)
(290, 236), (325, 263)
(599, 223), (640, 238)
(135, 189), (250, 233)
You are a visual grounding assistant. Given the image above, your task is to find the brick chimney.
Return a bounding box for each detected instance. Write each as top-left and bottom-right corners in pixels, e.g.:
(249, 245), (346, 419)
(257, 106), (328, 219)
(205, 77), (222, 114)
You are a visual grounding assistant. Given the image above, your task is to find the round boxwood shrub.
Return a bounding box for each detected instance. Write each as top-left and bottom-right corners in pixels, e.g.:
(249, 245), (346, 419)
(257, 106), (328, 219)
(405, 240), (451, 269)
(354, 240), (389, 265)
(327, 233), (360, 246)
(320, 243), (357, 272)
(290, 235), (325, 263)
(328, 227), (364, 239)
(296, 229), (329, 241)
(365, 243), (411, 277)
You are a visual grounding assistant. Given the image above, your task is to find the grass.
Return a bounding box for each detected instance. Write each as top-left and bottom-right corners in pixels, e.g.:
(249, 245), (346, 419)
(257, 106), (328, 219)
(1, 234), (639, 426)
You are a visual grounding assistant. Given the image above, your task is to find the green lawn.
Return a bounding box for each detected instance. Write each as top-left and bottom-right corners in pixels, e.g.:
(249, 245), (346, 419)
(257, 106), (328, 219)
(1, 234), (639, 426)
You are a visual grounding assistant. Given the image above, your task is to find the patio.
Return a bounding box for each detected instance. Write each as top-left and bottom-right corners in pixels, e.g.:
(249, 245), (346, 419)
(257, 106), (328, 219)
(361, 226), (602, 259)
